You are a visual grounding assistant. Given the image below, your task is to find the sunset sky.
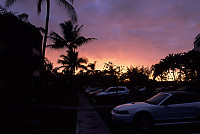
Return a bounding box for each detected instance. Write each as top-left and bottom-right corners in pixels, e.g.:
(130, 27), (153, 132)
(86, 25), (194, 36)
(1, 0), (200, 70)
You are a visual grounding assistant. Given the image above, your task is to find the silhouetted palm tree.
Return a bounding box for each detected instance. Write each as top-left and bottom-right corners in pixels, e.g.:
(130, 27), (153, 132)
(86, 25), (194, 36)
(184, 50), (200, 82)
(163, 54), (177, 80)
(173, 53), (185, 81)
(5, 0), (77, 58)
(152, 51), (200, 82)
(49, 20), (96, 76)
(48, 20), (96, 50)
(151, 60), (168, 81)
(58, 50), (88, 75)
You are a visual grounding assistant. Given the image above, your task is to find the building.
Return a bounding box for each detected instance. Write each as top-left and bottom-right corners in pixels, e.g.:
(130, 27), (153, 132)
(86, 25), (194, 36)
(194, 34), (200, 52)
(0, 12), (42, 97)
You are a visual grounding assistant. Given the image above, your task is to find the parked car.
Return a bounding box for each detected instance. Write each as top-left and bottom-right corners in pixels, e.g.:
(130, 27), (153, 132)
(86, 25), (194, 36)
(97, 87), (129, 97)
(94, 87), (130, 104)
(112, 91), (200, 132)
(154, 87), (167, 93)
(154, 86), (176, 93)
(134, 86), (147, 92)
(89, 88), (105, 97)
(88, 88), (106, 103)
(84, 87), (94, 94)
(84, 87), (101, 96)
(177, 86), (191, 91)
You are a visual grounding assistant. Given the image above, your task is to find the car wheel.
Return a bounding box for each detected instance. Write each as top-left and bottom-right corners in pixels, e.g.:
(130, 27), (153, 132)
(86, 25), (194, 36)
(133, 113), (154, 133)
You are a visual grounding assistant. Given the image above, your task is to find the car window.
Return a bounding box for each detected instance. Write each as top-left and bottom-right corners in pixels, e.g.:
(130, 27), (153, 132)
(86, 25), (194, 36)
(108, 88), (117, 92)
(117, 88), (126, 91)
(162, 93), (200, 105)
(146, 93), (170, 105)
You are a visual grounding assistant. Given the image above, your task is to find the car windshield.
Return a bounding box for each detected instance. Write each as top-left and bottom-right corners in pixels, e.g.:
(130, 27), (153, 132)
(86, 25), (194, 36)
(145, 93), (170, 105)
(103, 88), (110, 93)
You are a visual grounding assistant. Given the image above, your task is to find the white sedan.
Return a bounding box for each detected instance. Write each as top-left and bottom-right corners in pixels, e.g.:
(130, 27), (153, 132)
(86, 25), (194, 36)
(111, 91), (200, 132)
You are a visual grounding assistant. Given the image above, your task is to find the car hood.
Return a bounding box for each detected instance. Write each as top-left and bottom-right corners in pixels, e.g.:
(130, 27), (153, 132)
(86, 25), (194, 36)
(114, 102), (152, 111)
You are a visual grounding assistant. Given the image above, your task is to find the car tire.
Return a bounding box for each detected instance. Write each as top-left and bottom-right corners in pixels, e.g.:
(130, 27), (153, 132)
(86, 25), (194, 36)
(133, 112), (154, 133)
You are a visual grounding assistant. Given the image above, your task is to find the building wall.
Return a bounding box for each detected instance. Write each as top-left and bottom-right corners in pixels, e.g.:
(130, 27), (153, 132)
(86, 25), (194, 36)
(194, 34), (200, 52)
(0, 13), (43, 91)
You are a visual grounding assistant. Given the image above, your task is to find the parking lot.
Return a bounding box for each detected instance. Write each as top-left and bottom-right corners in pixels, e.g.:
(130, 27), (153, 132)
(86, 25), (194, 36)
(95, 106), (200, 134)
(85, 86), (200, 134)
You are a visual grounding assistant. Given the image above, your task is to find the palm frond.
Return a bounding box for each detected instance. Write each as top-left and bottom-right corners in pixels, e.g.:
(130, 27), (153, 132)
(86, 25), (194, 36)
(37, 0), (44, 14)
(49, 31), (65, 41)
(60, 21), (73, 32)
(60, 54), (70, 61)
(78, 57), (88, 64)
(73, 25), (83, 38)
(60, 54), (68, 59)
(76, 25), (83, 34)
(74, 37), (97, 47)
(69, 0), (74, 4)
(87, 62), (97, 70)
(77, 65), (87, 70)
(58, 59), (69, 65)
(5, 0), (18, 8)
(60, 21), (74, 42)
(48, 31), (67, 49)
(57, 65), (70, 69)
(37, 27), (45, 34)
(58, 0), (77, 23)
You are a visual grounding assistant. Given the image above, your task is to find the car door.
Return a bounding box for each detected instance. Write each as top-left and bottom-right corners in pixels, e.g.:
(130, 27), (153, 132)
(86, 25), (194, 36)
(107, 88), (117, 96)
(117, 88), (126, 95)
(163, 103), (198, 119)
(157, 94), (199, 122)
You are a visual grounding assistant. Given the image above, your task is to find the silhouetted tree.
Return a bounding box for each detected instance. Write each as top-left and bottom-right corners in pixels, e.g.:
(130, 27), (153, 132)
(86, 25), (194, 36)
(163, 54), (177, 80)
(44, 57), (53, 73)
(151, 61), (167, 81)
(5, 0), (77, 58)
(152, 50), (200, 83)
(184, 50), (200, 82)
(0, 7), (29, 23)
(17, 13), (28, 22)
(48, 20), (96, 51)
(48, 20), (96, 75)
(125, 65), (150, 85)
(103, 62), (119, 76)
(58, 50), (88, 75)
(87, 61), (97, 75)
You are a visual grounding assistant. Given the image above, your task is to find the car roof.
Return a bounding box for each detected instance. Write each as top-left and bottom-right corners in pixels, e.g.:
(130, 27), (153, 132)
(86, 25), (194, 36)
(163, 91), (200, 96)
(108, 86), (126, 88)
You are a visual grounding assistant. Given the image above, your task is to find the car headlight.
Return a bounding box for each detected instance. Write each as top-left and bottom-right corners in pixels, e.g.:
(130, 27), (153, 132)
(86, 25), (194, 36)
(113, 110), (129, 114)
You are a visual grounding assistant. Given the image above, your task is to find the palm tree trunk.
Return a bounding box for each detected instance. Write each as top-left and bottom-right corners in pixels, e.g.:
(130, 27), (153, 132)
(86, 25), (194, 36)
(42, 0), (50, 58)
(73, 67), (76, 75)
